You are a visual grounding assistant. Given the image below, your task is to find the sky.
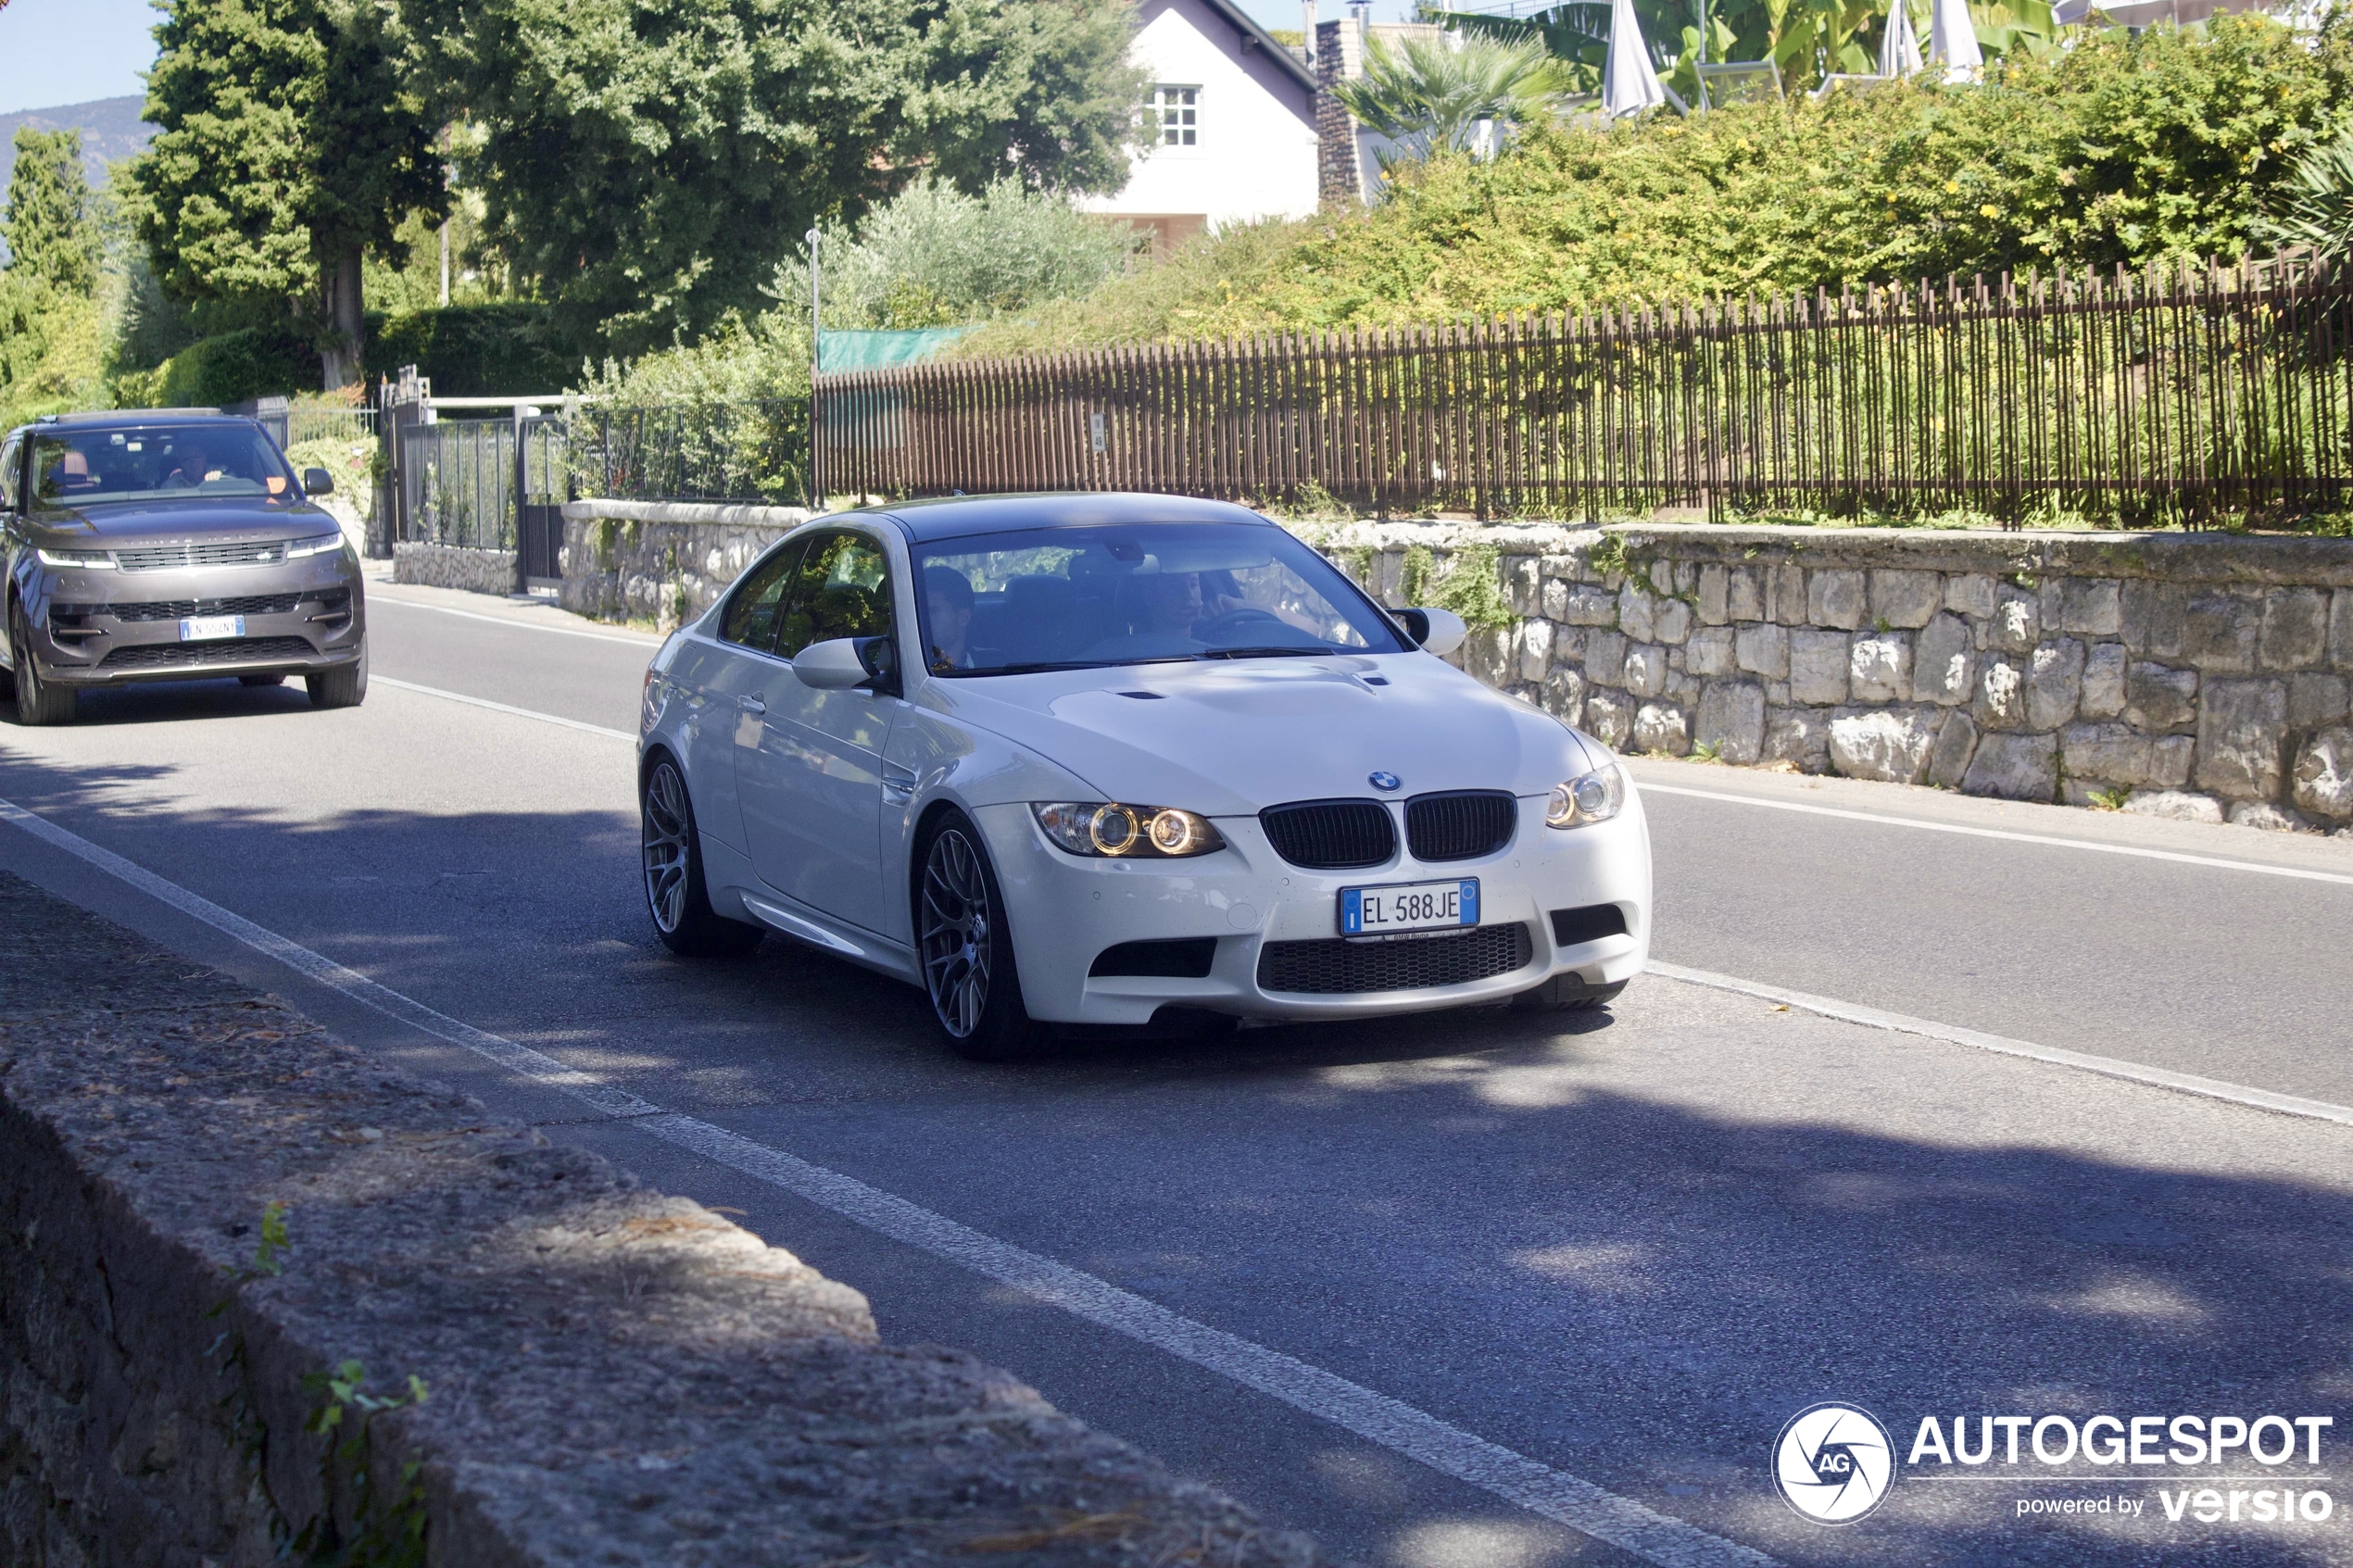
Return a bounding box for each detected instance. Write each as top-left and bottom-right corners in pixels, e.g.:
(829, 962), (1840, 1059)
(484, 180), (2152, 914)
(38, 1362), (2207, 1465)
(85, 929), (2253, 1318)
(0, 0), (1422, 119)
(0, 0), (159, 116)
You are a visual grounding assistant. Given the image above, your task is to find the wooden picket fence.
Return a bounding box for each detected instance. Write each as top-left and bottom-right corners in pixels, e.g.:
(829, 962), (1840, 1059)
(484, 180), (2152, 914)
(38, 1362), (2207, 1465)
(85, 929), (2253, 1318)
(812, 256), (2353, 526)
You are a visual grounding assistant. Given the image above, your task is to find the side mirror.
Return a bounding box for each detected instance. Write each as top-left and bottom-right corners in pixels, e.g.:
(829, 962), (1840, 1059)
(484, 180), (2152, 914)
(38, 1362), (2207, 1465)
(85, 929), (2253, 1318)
(1399, 606), (1466, 658)
(793, 635), (899, 695)
(302, 467), (333, 495)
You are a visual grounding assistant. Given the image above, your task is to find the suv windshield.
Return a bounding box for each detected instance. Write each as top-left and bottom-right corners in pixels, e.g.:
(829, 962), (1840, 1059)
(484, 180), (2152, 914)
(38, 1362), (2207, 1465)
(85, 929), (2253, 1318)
(31, 423), (300, 509)
(912, 521), (1409, 675)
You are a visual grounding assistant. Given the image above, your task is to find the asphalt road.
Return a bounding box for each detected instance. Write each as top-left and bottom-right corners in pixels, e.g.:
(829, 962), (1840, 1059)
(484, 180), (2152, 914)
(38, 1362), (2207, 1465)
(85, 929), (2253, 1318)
(5, 572), (2351, 1568)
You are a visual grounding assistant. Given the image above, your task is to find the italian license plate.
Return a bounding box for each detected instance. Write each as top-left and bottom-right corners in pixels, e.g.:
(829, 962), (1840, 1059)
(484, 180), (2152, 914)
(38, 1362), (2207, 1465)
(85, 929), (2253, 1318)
(179, 614), (245, 641)
(1340, 878), (1479, 939)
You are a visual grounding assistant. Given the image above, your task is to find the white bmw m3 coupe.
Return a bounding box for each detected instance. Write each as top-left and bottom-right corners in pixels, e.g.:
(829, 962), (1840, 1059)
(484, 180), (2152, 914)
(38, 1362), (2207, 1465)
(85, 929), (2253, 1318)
(636, 494), (1651, 1060)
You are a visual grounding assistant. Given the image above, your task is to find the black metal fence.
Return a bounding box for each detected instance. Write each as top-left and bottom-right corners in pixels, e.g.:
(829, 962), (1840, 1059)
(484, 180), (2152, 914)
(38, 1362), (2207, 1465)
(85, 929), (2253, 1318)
(814, 255), (2353, 527)
(396, 415), (566, 553)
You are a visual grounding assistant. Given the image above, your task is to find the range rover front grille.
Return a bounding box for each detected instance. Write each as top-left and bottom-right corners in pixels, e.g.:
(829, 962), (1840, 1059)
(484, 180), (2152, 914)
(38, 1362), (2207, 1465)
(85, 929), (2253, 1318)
(102, 636), (315, 670)
(1404, 791), (1517, 862)
(1257, 922), (1533, 995)
(1259, 798), (1395, 870)
(113, 540), (291, 571)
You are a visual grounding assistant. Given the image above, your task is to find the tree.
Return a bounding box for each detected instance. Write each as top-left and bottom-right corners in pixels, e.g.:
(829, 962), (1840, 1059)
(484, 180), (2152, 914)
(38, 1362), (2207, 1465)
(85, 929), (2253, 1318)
(1334, 34), (1570, 168)
(2, 129), (101, 295)
(397, 0), (1144, 357)
(2259, 131), (2353, 262)
(127, 0), (444, 388)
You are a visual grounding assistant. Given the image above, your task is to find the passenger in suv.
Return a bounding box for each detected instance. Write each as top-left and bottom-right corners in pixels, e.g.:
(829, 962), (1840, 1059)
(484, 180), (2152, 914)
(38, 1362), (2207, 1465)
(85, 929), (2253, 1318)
(0, 409), (368, 724)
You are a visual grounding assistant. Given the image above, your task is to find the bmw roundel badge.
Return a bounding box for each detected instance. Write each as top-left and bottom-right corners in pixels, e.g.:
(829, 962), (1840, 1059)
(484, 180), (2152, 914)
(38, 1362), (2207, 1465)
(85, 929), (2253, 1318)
(1368, 771), (1402, 792)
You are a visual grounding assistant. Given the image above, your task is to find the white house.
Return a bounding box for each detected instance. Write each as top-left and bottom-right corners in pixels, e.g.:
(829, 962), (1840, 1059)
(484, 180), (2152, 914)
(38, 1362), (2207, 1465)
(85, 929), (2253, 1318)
(1080, 0), (1322, 253)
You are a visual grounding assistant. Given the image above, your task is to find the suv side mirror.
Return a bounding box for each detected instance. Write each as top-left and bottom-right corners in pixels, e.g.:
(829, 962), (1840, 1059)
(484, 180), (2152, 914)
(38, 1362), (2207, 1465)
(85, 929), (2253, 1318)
(1398, 606), (1466, 657)
(302, 467), (334, 495)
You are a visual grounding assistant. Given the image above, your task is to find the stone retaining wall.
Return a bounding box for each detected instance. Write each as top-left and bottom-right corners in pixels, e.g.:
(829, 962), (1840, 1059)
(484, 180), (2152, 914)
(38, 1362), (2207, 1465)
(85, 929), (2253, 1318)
(393, 540), (517, 596)
(1315, 521), (2353, 831)
(551, 500), (2353, 831)
(560, 499), (812, 628)
(0, 872), (1317, 1568)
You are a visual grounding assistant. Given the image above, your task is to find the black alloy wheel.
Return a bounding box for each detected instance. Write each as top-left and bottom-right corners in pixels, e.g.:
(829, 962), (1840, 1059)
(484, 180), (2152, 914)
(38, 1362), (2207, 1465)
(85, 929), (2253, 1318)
(917, 813), (1044, 1061)
(640, 756), (761, 957)
(9, 604), (75, 726)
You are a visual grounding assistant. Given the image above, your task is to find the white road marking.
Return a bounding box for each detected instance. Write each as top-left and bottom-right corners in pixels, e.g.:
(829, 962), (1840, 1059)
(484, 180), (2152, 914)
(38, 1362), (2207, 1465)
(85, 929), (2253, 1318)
(1649, 960), (2353, 1129)
(0, 797), (1777, 1568)
(369, 593), (661, 646)
(372, 675), (637, 743)
(1639, 782), (2353, 887)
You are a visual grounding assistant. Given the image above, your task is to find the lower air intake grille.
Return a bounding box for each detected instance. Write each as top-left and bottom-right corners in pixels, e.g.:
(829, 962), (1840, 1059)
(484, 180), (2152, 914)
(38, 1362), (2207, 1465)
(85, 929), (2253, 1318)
(1259, 798), (1395, 870)
(106, 594), (303, 622)
(1090, 937), (1217, 979)
(103, 636), (314, 670)
(1405, 791), (1516, 861)
(1550, 904), (1629, 947)
(1257, 922), (1533, 995)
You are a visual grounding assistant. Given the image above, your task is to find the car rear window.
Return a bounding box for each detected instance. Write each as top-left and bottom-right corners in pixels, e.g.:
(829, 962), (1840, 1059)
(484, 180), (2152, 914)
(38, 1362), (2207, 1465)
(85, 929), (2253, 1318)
(31, 424), (301, 508)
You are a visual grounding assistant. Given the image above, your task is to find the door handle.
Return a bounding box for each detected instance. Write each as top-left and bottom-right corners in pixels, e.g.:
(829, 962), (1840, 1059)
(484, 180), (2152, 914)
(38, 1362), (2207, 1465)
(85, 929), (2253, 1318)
(737, 695), (766, 715)
(881, 763), (918, 806)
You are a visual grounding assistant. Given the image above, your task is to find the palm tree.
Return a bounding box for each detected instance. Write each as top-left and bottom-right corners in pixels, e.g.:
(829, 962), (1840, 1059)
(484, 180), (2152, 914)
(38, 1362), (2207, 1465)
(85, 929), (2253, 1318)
(2260, 132), (2353, 263)
(1332, 34), (1573, 168)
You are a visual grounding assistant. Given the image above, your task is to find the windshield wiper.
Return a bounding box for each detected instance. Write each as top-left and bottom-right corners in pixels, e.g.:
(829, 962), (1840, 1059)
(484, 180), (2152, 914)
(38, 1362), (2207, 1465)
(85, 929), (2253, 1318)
(972, 657), (1192, 675)
(1196, 646), (1331, 659)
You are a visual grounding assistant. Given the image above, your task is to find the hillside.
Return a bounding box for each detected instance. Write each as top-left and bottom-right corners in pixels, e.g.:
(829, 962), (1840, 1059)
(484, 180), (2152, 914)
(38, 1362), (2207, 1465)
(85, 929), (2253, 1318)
(0, 94), (154, 191)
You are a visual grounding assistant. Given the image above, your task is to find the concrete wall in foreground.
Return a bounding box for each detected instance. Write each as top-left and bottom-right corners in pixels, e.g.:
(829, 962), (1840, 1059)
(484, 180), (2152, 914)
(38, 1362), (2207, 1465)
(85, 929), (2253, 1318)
(0, 872), (1317, 1568)
(553, 500), (2353, 832)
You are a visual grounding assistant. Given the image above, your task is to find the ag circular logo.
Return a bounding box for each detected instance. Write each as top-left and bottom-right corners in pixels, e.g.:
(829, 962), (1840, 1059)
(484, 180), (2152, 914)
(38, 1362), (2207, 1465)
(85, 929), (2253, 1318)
(1368, 771), (1402, 792)
(1772, 1402), (1895, 1524)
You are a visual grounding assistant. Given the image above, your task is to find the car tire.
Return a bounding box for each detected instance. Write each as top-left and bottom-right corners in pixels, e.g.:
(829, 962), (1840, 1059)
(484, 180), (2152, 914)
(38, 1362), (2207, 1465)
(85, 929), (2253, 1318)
(306, 644), (367, 709)
(9, 606), (75, 726)
(239, 673), (285, 687)
(916, 811), (1046, 1062)
(640, 754), (762, 958)
(1512, 974), (1628, 1012)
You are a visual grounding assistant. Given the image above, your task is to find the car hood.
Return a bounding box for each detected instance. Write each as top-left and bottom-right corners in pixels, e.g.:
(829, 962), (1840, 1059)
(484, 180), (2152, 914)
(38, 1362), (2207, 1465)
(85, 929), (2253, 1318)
(31, 495), (336, 546)
(930, 653), (1604, 815)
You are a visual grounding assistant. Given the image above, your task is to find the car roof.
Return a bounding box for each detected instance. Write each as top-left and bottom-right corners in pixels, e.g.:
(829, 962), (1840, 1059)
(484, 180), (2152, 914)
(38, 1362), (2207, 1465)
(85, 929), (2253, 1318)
(854, 491), (1273, 545)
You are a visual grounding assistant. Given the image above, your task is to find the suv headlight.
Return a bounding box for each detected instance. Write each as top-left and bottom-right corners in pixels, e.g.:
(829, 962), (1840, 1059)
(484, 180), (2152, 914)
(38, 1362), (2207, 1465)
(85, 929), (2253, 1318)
(1033, 802), (1226, 859)
(1545, 762), (1626, 829)
(36, 547), (115, 570)
(284, 533), (345, 558)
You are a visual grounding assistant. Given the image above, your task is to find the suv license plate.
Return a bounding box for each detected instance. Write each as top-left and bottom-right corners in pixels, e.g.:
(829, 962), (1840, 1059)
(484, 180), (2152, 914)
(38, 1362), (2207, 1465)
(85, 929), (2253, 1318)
(180, 615), (245, 641)
(1340, 878), (1479, 939)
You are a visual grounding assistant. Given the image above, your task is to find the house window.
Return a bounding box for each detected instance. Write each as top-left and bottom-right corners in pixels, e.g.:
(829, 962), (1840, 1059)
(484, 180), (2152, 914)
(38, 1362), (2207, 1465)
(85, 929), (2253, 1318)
(1151, 85), (1198, 146)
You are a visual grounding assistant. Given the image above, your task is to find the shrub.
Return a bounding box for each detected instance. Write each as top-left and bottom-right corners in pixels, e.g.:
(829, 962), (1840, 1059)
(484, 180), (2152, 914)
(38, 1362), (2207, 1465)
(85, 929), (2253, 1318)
(362, 304), (584, 396)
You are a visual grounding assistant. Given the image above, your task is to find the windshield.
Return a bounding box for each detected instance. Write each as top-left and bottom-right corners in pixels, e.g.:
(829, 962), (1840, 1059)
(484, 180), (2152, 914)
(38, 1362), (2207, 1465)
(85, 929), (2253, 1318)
(912, 521), (1409, 676)
(31, 423), (300, 509)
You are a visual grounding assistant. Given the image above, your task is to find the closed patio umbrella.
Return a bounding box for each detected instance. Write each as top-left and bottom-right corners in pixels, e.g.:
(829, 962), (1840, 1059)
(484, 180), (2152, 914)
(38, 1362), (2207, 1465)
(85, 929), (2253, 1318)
(1602, 0), (1667, 118)
(1881, 0), (1924, 77)
(1929, 0), (1982, 79)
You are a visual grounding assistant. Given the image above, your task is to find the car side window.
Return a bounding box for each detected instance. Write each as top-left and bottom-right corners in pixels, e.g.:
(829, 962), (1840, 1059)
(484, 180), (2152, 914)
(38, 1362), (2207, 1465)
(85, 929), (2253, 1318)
(775, 532), (893, 659)
(720, 540), (807, 653)
(0, 439), (19, 516)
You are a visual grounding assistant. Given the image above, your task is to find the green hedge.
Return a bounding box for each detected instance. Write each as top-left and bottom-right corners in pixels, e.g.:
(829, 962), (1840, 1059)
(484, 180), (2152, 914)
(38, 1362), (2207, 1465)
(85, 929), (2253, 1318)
(120, 304), (588, 408)
(363, 304), (585, 396)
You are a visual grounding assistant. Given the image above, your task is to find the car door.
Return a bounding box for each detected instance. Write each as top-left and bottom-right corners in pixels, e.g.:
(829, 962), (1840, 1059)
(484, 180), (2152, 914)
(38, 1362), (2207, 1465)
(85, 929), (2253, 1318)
(667, 535), (808, 852)
(0, 436), (21, 668)
(735, 528), (902, 935)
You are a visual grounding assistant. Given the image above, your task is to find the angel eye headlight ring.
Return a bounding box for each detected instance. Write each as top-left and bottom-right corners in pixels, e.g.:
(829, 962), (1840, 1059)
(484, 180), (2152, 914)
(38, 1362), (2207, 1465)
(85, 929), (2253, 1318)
(1033, 802), (1225, 858)
(1088, 803), (1141, 855)
(1545, 762), (1627, 829)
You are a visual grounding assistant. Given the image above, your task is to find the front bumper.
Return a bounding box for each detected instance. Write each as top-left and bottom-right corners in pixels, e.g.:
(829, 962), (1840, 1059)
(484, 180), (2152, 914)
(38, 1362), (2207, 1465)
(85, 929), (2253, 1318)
(24, 552), (366, 686)
(978, 790), (1653, 1025)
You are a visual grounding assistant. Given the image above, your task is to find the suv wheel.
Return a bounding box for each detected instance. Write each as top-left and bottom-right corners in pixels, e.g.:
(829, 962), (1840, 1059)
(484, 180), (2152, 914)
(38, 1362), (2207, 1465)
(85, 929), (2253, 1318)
(9, 605), (75, 726)
(307, 643), (368, 709)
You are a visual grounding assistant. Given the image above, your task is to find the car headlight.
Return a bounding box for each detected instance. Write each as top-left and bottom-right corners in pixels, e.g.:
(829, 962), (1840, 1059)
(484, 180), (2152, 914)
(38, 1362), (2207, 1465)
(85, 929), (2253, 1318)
(1032, 802), (1226, 859)
(283, 533), (345, 558)
(1545, 762), (1626, 829)
(35, 547), (115, 570)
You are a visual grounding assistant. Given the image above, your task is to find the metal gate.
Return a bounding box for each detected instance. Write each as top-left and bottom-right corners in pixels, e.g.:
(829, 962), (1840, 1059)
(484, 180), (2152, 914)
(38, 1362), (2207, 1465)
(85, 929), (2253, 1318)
(382, 397), (570, 592)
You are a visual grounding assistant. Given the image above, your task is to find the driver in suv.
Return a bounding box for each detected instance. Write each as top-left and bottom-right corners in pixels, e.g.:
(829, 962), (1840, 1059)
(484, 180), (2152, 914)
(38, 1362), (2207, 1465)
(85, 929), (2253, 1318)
(0, 408), (368, 724)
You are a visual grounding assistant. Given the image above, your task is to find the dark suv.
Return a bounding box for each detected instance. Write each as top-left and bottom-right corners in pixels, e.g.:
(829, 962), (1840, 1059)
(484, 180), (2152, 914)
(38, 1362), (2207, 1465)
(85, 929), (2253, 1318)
(0, 408), (368, 724)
